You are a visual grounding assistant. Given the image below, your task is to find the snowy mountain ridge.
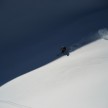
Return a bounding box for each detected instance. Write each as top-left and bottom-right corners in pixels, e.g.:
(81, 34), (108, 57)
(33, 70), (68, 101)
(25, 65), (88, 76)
(0, 37), (108, 108)
(70, 28), (108, 52)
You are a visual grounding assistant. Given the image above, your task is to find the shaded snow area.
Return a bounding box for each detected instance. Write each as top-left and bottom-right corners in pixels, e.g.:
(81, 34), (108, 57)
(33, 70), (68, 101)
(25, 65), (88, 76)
(0, 38), (108, 108)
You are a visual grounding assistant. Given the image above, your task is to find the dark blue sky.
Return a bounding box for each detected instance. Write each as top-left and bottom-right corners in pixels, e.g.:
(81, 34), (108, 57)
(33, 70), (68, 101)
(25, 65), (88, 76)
(0, 0), (108, 85)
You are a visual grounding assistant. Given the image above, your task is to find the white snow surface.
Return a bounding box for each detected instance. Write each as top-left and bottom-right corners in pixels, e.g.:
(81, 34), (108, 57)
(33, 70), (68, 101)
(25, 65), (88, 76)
(0, 38), (108, 108)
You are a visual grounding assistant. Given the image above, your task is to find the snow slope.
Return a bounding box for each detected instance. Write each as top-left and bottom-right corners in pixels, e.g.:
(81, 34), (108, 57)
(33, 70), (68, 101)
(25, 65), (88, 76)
(0, 38), (108, 108)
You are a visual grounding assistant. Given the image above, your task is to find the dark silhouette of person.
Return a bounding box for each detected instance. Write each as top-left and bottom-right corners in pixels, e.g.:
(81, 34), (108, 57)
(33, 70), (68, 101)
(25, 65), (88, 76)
(60, 46), (69, 56)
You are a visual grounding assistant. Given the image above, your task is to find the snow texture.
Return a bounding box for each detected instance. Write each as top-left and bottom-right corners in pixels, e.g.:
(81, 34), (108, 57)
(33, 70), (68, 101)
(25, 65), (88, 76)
(0, 38), (108, 108)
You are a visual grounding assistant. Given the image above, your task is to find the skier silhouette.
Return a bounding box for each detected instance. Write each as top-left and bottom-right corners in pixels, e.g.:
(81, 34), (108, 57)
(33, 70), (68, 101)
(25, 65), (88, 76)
(60, 46), (69, 56)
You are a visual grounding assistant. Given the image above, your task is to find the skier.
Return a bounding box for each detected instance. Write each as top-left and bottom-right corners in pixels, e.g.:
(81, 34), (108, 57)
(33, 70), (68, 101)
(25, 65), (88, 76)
(60, 46), (69, 56)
